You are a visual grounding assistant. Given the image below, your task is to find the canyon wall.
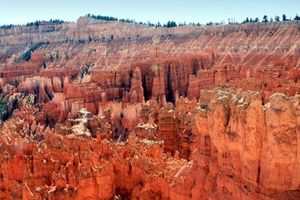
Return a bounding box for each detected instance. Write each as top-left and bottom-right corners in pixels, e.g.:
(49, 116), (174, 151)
(0, 18), (300, 199)
(1, 90), (300, 199)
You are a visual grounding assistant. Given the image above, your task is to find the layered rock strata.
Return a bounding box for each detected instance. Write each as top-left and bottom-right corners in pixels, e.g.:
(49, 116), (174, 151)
(0, 20), (300, 126)
(0, 17), (300, 200)
(1, 89), (300, 199)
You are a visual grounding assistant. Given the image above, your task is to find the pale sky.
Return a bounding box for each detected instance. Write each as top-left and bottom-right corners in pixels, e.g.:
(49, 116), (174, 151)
(0, 0), (299, 25)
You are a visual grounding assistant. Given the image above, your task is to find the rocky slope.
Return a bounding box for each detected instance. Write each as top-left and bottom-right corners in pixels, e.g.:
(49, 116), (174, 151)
(1, 90), (300, 199)
(0, 17), (300, 199)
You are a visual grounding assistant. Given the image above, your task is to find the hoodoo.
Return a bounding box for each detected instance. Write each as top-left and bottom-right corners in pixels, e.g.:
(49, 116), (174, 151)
(0, 15), (300, 199)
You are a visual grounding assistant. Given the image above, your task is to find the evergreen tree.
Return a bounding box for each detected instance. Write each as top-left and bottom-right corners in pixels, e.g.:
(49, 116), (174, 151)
(243, 17), (249, 24)
(156, 22), (162, 27)
(164, 21), (177, 28)
(263, 15), (268, 22)
(283, 14), (287, 21)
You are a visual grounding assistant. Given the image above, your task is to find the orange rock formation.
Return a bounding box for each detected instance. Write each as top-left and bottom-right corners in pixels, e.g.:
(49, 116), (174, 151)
(0, 17), (300, 199)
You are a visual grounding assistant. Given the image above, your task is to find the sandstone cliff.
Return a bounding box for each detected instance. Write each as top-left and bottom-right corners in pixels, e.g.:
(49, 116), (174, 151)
(0, 17), (300, 199)
(1, 90), (300, 199)
(1, 18), (300, 113)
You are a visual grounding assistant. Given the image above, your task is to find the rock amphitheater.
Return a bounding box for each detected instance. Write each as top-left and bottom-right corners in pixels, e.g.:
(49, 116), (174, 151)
(0, 17), (300, 199)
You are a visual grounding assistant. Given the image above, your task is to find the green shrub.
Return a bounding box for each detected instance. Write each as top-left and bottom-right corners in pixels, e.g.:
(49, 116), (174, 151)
(0, 100), (8, 121)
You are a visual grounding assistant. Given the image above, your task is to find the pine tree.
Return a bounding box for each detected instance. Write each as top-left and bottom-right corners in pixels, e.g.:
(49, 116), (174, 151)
(283, 14), (287, 21)
(263, 15), (268, 22)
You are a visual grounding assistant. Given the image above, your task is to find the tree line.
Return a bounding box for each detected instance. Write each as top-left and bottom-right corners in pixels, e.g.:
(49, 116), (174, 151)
(26, 19), (64, 26)
(85, 13), (181, 28)
(0, 19), (65, 29)
(1, 13), (300, 30)
(240, 14), (300, 24)
(86, 13), (300, 28)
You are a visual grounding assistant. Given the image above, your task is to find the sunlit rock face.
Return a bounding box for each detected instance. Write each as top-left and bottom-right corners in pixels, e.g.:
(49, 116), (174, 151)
(2, 90), (300, 199)
(0, 17), (300, 199)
